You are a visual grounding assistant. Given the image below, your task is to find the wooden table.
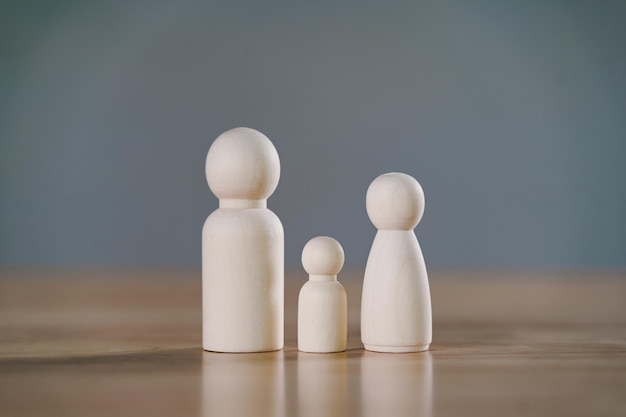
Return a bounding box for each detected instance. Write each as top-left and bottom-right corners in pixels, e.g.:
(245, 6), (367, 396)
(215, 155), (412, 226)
(1, 268), (625, 417)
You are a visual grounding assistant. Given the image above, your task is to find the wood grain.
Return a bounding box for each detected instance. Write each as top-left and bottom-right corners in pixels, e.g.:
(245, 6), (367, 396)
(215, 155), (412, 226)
(0, 268), (625, 417)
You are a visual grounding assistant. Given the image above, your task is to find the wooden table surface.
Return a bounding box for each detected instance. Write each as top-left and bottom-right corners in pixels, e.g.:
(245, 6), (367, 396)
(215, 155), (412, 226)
(1, 268), (625, 417)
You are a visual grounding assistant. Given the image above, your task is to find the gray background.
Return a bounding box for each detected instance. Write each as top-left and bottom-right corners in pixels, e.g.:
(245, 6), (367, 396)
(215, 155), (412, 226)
(1, 0), (625, 268)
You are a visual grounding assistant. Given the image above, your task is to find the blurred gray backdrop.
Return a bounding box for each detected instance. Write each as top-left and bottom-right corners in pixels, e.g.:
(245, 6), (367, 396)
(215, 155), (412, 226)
(1, 0), (625, 268)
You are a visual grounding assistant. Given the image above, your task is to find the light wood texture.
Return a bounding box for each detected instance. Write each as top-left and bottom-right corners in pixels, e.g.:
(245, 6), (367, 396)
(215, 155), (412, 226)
(203, 127), (284, 352)
(362, 173), (432, 352)
(298, 237), (347, 353)
(1, 268), (626, 417)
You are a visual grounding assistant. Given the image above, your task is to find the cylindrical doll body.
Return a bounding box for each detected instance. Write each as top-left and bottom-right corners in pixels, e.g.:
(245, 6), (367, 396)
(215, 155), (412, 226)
(202, 127), (284, 353)
(298, 236), (347, 353)
(203, 204), (283, 352)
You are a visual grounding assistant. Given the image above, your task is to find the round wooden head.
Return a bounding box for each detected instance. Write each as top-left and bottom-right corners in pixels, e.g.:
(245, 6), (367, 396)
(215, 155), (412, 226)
(302, 236), (345, 276)
(205, 127), (280, 201)
(366, 172), (425, 230)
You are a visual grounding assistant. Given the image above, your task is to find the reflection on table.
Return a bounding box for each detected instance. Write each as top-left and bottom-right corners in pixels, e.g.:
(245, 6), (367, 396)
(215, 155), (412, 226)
(201, 347), (433, 417)
(202, 350), (286, 417)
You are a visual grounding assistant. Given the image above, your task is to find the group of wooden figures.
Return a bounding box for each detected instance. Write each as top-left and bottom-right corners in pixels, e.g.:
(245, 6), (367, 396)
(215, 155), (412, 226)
(202, 128), (432, 354)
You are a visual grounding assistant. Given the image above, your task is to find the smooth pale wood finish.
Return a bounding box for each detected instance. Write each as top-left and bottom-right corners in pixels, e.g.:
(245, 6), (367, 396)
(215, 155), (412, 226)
(1, 268), (626, 417)
(298, 237), (348, 353)
(362, 173), (432, 352)
(203, 127), (284, 352)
